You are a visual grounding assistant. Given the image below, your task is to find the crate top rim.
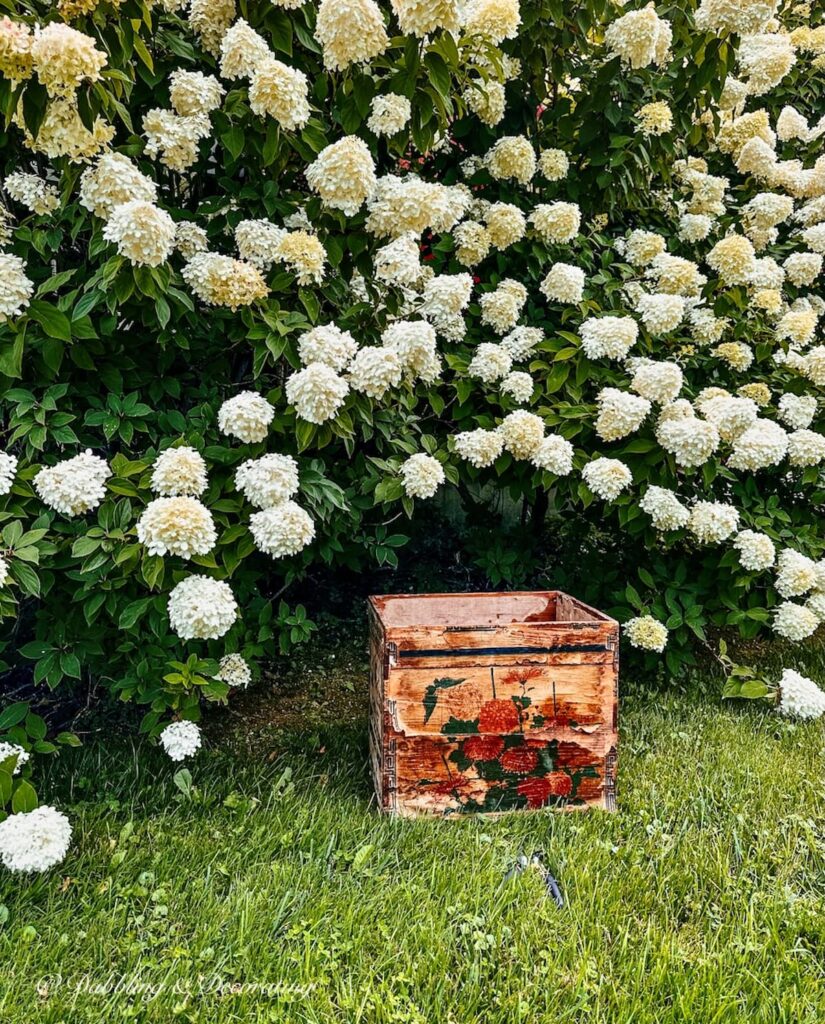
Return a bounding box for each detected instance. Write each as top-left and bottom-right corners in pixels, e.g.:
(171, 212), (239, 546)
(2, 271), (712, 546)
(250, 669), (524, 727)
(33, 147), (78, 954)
(369, 591), (617, 630)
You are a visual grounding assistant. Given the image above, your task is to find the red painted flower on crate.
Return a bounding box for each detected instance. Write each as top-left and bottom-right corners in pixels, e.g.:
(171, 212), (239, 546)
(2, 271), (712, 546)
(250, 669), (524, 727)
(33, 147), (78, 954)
(517, 773), (573, 808)
(502, 666), (543, 687)
(499, 746), (539, 774)
(478, 698), (521, 733)
(463, 735), (505, 761)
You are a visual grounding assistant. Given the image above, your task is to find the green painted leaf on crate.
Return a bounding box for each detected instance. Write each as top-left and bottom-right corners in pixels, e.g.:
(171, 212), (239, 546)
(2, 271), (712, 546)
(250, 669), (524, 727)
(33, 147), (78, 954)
(440, 716), (479, 735)
(422, 677), (465, 724)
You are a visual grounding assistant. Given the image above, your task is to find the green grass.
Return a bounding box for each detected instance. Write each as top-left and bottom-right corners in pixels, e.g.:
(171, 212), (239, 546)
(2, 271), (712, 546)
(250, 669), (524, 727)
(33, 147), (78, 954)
(2, 650), (825, 1023)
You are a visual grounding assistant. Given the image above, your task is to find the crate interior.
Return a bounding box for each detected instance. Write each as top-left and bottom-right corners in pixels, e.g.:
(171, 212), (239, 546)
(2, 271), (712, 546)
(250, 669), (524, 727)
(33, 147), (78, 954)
(371, 591), (609, 628)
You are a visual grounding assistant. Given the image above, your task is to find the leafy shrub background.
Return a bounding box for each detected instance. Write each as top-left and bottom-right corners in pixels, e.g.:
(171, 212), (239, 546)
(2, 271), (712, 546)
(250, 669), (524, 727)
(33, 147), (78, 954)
(0, 0), (823, 759)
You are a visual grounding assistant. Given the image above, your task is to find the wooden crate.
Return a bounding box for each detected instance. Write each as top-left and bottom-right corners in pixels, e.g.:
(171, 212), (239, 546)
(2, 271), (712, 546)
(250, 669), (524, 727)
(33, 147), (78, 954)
(368, 591), (618, 817)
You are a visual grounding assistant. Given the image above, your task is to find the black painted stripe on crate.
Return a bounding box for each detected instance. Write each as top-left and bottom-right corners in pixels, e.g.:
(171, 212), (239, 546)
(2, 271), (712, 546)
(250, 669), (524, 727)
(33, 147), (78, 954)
(398, 643), (609, 659)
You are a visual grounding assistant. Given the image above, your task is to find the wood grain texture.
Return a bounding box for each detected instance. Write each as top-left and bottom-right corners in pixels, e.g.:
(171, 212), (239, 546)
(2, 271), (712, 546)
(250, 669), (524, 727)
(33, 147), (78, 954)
(369, 591), (619, 817)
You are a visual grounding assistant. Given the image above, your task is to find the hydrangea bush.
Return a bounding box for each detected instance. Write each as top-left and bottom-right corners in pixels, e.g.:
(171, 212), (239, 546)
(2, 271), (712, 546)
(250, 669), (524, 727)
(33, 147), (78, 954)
(1, 0), (825, 819)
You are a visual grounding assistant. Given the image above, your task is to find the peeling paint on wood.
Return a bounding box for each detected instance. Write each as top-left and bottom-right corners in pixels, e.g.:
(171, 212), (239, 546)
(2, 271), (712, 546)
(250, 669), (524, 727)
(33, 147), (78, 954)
(369, 591), (619, 817)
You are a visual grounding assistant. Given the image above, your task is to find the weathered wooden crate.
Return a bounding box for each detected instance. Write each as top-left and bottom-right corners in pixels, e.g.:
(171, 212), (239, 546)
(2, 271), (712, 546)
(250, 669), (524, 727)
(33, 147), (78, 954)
(368, 591), (618, 817)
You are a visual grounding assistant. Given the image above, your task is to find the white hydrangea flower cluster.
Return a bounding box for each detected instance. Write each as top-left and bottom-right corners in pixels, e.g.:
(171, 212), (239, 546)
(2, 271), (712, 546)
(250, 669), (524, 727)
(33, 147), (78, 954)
(636, 292), (685, 335)
(479, 279), (527, 334)
(630, 360), (683, 404)
(4, 171), (59, 215)
(392, 0), (461, 34)
(366, 176), (471, 239)
(168, 575), (237, 640)
(367, 93), (412, 136)
(182, 252), (269, 309)
(0, 805), (72, 873)
(175, 222), (208, 258)
(151, 447), (208, 497)
(687, 501), (740, 544)
(636, 101), (673, 137)
(235, 454), (299, 509)
(699, 395), (758, 441)
(595, 388), (651, 442)
(218, 653), (252, 689)
(532, 435), (574, 476)
(657, 413), (720, 468)
(0, 253), (33, 322)
(582, 457), (632, 501)
(315, 0), (389, 71)
(695, 0), (776, 36)
(399, 453), (445, 499)
(34, 450), (110, 517)
(297, 324), (358, 373)
(169, 69), (225, 117)
(235, 219), (286, 269)
(306, 137), (377, 216)
(777, 669), (825, 719)
(143, 107), (211, 173)
(453, 429), (504, 468)
(218, 392), (275, 443)
(623, 615), (668, 652)
(79, 154), (157, 219)
(727, 419), (788, 470)
(485, 135), (536, 184)
(0, 470), (14, 532)
(102, 200), (176, 267)
(383, 320), (441, 382)
(539, 148), (569, 181)
(137, 497), (217, 559)
(773, 601), (818, 642)
(348, 347), (403, 399)
(604, 5), (672, 69)
(639, 486), (690, 531)
(788, 429), (825, 466)
(463, 0), (522, 42)
(501, 326), (543, 361)
(464, 78), (506, 127)
(530, 202), (581, 244)
(775, 549), (818, 598)
(485, 203), (526, 250)
(374, 233), (423, 287)
(498, 410), (545, 460)
(188, 0), (234, 55)
(580, 316), (639, 360)
(30, 22), (106, 97)
(468, 343), (512, 384)
(500, 371), (534, 403)
(624, 229), (666, 267)
(541, 263), (585, 304)
(784, 252), (822, 287)
(274, 231), (328, 285)
(159, 720), (202, 761)
(286, 363), (350, 424)
(250, 502), (315, 557)
(733, 530), (776, 571)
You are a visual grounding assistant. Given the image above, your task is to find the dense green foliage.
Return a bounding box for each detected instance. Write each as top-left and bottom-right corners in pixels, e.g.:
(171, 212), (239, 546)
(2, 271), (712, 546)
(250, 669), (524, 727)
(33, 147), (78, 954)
(0, 0), (824, 750)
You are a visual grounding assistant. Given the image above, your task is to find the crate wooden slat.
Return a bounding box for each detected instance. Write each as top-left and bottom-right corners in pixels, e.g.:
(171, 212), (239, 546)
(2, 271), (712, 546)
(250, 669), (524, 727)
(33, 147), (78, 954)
(369, 591), (618, 817)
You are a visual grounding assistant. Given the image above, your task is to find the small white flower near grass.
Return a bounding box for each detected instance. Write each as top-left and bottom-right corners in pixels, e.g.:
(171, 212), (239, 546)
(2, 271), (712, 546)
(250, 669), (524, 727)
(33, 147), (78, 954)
(160, 721), (202, 761)
(0, 805), (72, 873)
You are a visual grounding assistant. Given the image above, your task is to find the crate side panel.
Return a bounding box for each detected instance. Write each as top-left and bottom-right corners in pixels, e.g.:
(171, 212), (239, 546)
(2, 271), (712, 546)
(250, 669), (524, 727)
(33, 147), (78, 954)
(384, 662), (614, 736)
(388, 732), (614, 817)
(387, 620), (618, 661)
(367, 604), (390, 811)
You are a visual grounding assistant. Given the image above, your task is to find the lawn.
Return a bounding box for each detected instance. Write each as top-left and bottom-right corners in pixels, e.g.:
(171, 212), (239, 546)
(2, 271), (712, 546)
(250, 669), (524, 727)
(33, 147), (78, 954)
(2, 639), (825, 1023)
